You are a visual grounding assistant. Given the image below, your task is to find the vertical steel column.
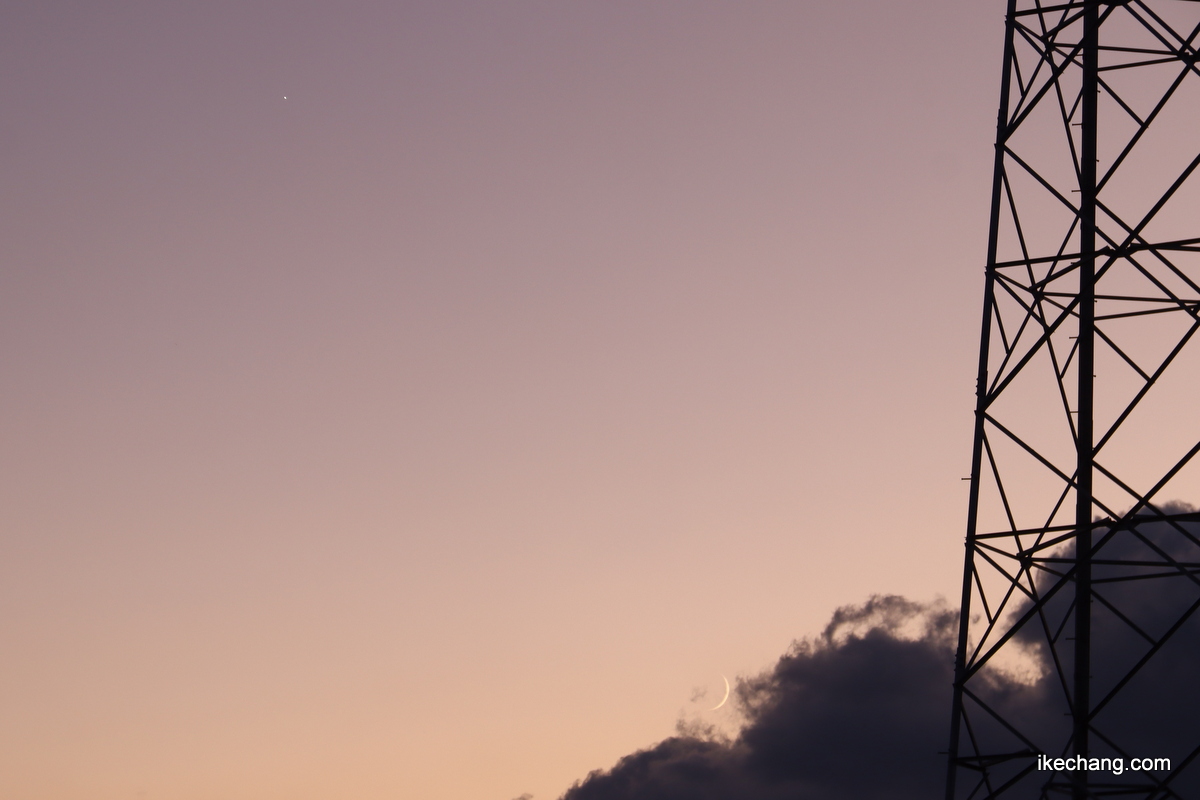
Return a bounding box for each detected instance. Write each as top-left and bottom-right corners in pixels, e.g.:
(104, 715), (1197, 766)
(945, 3), (1019, 797)
(1072, 3), (1098, 798)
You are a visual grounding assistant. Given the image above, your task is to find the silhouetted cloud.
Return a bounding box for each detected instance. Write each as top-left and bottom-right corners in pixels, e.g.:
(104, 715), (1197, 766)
(560, 596), (959, 800)
(560, 507), (1200, 798)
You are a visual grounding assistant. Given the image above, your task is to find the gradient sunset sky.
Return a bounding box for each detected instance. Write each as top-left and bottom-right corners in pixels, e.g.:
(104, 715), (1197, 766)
(2, 3), (1013, 799)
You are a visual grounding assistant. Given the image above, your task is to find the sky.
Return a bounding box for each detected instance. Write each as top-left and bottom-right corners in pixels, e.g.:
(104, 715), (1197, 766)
(0, 3), (1011, 799)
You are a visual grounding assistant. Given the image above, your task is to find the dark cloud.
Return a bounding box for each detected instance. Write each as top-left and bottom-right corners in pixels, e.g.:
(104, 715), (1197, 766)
(560, 596), (960, 800)
(559, 508), (1200, 799)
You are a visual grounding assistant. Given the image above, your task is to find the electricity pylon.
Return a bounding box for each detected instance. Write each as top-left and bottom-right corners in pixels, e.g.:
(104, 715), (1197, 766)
(946, 2), (1200, 798)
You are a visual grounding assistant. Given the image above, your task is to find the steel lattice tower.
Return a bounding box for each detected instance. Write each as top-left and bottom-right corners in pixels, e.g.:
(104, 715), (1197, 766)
(946, 2), (1200, 798)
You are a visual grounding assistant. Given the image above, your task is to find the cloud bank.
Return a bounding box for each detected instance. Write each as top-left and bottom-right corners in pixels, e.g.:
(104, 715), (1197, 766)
(559, 508), (1200, 799)
(560, 596), (958, 800)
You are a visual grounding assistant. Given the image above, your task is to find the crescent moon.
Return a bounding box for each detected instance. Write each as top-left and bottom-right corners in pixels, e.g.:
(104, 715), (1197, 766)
(710, 675), (730, 710)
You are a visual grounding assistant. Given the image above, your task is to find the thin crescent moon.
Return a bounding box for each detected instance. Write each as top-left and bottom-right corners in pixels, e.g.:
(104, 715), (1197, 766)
(710, 675), (730, 710)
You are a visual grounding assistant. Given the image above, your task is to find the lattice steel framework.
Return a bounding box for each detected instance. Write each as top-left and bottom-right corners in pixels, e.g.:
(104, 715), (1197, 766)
(946, 2), (1200, 798)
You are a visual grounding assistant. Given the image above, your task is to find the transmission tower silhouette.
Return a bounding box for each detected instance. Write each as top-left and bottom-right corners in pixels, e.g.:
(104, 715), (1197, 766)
(945, 2), (1200, 798)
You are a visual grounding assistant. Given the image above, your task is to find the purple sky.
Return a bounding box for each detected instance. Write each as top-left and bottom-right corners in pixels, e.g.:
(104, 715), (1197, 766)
(0, 3), (1014, 798)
